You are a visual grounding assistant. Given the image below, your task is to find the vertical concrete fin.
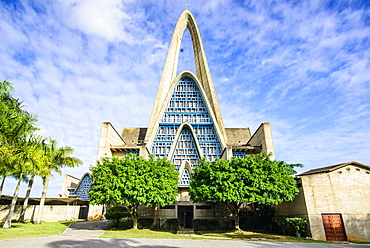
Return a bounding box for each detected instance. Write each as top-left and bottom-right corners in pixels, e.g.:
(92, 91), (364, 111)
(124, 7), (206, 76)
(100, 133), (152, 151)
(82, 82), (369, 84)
(97, 122), (125, 160)
(146, 10), (226, 146)
(247, 123), (275, 159)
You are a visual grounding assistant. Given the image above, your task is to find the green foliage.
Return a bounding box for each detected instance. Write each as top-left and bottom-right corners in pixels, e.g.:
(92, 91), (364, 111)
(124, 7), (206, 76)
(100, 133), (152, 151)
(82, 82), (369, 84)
(89, 155), (179, 229)
(105, 205), (130, 226)
(138, 218), (154, 229)
(286, 217), (308, 233)
(189, 153), (301, 230)
(273, 216), (308, 235)
(193, 219), (218, 231)
(190, 153), (300, 205)
(164, 219), (179, 230)
(272, 216), (289, 226)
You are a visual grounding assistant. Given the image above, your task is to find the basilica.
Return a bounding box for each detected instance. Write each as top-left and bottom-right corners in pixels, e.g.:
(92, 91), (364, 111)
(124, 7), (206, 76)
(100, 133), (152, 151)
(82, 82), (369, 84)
(94, 10), (274, 227)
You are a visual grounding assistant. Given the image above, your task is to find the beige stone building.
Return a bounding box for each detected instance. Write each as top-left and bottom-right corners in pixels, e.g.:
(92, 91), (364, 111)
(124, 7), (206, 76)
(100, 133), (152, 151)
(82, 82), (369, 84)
(96, 10), (274, 228)
(275, 161), (370, 242)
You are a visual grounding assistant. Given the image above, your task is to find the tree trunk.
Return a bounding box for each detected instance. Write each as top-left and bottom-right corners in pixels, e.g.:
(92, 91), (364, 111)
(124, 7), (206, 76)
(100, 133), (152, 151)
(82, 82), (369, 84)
(150, 206), (159, 229)
(233, 207), (241, 231)
(131, 206), (138, 229)
(34, 176), (49, 224)
(225, 202), (241, 231)
(19, 175), (34, 222)
(0, 177), (5, 196)
(3, 178), (21, 228)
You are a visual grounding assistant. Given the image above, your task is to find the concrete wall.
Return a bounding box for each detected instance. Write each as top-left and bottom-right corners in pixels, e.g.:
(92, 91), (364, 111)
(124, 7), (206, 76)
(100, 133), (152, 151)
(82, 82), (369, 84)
(0, 205), (80, 222)
(298, 165), (370, 242)
(59, 175), (80, 198)
(97, 122), (125, 159)
(247, 123), (275, 159)
(0, 204), (105, 222)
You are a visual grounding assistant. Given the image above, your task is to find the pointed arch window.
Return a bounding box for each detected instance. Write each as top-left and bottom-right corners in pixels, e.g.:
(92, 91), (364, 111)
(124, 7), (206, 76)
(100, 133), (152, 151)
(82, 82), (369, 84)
(179, 169), (191, 186)
(152, 77), (222, 166)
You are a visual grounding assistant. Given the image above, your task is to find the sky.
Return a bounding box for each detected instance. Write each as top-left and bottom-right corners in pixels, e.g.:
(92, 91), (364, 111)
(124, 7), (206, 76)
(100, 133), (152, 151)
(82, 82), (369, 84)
(1, 0), (369, 198)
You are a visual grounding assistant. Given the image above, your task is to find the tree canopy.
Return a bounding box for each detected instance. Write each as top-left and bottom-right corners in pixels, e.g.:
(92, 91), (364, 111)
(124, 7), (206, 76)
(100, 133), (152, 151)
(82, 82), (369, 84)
(189, 153), (301, 230)
(89, 155), (179, 229)
(1, 80), (82, 227)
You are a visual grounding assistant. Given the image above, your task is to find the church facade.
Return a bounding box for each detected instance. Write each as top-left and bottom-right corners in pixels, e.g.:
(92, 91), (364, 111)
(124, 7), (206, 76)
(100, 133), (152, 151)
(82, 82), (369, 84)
(96, 10), (274, 227)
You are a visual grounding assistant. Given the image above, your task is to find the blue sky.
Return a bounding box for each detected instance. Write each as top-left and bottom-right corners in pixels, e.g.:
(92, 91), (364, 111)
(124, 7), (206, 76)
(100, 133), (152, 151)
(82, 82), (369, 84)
(1, 0), (369, 198)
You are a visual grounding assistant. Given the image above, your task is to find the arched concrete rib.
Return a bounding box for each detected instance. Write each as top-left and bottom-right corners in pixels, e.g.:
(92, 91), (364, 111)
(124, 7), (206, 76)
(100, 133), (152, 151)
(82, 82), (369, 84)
(145, 10), (227, 146)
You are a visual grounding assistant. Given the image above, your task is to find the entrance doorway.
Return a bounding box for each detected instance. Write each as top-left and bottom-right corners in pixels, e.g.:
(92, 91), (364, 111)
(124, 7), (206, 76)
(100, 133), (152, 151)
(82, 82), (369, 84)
(178, 206), (193, 229)
(78, 205), (89, 220)
(321, 214), (347, 241)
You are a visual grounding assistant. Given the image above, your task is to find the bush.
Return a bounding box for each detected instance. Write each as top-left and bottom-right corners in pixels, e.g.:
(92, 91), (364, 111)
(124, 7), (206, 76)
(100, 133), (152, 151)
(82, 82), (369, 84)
(272, 216), (307, 235)
(193, 219), (218, 230)
(286, 217), (307, 234)
(164, 219), (179, 230)
(105, 205), (130, 226)
(138, 218), (154, 229)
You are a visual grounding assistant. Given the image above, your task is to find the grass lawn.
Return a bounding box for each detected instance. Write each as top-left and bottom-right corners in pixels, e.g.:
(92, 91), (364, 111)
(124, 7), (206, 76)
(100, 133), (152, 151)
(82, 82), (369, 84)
(196, 230), (330, 243)
(0, 221), (74, 240)
(102, 223), (329, 243)
(102, 229), (203, 239)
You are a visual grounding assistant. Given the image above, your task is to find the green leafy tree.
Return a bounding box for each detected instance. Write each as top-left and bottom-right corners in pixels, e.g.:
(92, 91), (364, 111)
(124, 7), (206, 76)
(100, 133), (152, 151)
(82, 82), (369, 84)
(1, 80), (40, 228)
(89, 155), (179, 229)
(0, 80), (38, 196)
(18, 136), (49, 222)
(189, 153), (301, 231)
(34, 139), (82, 224)
(2, 135), (43, 228)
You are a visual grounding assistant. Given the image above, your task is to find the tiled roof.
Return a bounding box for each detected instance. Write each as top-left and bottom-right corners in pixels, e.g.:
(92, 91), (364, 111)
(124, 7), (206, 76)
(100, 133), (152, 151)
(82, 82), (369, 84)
(297, 161), (370, 176)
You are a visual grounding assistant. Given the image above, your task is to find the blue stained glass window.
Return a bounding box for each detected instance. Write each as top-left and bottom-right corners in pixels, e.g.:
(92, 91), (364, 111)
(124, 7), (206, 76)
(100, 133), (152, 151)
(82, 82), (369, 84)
(172, 128), (200, 171)
(232, 151), (246, 158)
(152, 77), (222, 185)
(179, 169), (191, 186)
(73, 174), (91, 200)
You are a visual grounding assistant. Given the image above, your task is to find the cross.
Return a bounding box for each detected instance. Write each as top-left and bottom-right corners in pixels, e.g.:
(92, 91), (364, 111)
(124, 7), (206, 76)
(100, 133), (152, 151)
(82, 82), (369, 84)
(183, 1), (190, 10)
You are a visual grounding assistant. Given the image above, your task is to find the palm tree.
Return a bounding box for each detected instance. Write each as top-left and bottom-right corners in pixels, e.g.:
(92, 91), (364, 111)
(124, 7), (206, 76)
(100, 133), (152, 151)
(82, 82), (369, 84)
(18, 136), (48, 222)
(0, 80), (38, 196)
(34, 139), (82, 224)
(1, 80), (39, 228)
(2, 136), (40, 228)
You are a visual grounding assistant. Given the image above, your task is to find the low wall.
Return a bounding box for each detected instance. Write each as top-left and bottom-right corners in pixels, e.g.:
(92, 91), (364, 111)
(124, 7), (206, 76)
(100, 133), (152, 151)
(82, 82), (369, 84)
(0, 204), (105, 222)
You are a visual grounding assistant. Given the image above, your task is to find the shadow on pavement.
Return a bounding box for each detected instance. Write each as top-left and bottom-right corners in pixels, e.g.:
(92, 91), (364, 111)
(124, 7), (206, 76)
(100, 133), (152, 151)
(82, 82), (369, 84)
(47, 238), (179, 248)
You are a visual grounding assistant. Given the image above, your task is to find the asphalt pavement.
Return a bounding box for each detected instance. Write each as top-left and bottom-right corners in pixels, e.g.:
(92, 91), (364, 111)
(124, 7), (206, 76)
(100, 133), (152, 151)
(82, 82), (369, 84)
(0, 221), (369, 248)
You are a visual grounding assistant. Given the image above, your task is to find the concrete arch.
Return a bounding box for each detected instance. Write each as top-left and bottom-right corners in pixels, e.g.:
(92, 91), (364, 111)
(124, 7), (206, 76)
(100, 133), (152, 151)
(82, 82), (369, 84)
(167, 121), (204, 160)
(145, 10), (226, 145)
(146, 71), (227, 149)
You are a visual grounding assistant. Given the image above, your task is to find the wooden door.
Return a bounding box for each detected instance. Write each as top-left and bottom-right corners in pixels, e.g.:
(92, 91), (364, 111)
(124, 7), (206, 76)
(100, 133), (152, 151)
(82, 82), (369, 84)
(321, 214), (347, 241)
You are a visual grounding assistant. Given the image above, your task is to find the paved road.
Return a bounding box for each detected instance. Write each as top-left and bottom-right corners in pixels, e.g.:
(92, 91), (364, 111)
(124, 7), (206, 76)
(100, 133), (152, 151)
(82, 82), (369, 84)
(1, 221), (369, 248)
(1, 236), (369, 248)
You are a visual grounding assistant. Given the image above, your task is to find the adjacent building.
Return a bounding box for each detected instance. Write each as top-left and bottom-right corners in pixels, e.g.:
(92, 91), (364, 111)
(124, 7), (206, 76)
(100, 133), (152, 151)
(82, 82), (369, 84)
(275, 161), (370, 242)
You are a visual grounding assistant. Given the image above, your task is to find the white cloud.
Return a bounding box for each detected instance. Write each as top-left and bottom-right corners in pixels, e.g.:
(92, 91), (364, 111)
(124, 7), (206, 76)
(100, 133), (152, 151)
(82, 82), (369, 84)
(1, 0), (369, 197)
(58, 0), (132, 42)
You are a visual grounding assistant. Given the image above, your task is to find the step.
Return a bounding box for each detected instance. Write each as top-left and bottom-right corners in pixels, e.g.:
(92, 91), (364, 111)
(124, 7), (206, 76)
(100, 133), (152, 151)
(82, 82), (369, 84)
(177, 229), (195, 235)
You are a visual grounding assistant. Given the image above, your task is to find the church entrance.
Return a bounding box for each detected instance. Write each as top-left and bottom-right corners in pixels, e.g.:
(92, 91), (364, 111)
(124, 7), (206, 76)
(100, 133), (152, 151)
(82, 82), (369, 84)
(78, 205), (89, 220)
(178, 206), (193, 229)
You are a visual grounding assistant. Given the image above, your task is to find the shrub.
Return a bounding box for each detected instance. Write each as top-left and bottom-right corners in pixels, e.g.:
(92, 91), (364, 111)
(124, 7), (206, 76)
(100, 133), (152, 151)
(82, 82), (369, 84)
(286, 217), (307, 234)
(138, 218), (154, 229)
(193, 219), (218, 230)
(164, 219), (179, 230)
(272, 216), (307, 235)
(105, 205), (130, 226)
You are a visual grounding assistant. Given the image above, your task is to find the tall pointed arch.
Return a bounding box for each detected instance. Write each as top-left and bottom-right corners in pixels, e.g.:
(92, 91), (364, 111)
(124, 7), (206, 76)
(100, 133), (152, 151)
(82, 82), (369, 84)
(146, 10), (227, 145)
